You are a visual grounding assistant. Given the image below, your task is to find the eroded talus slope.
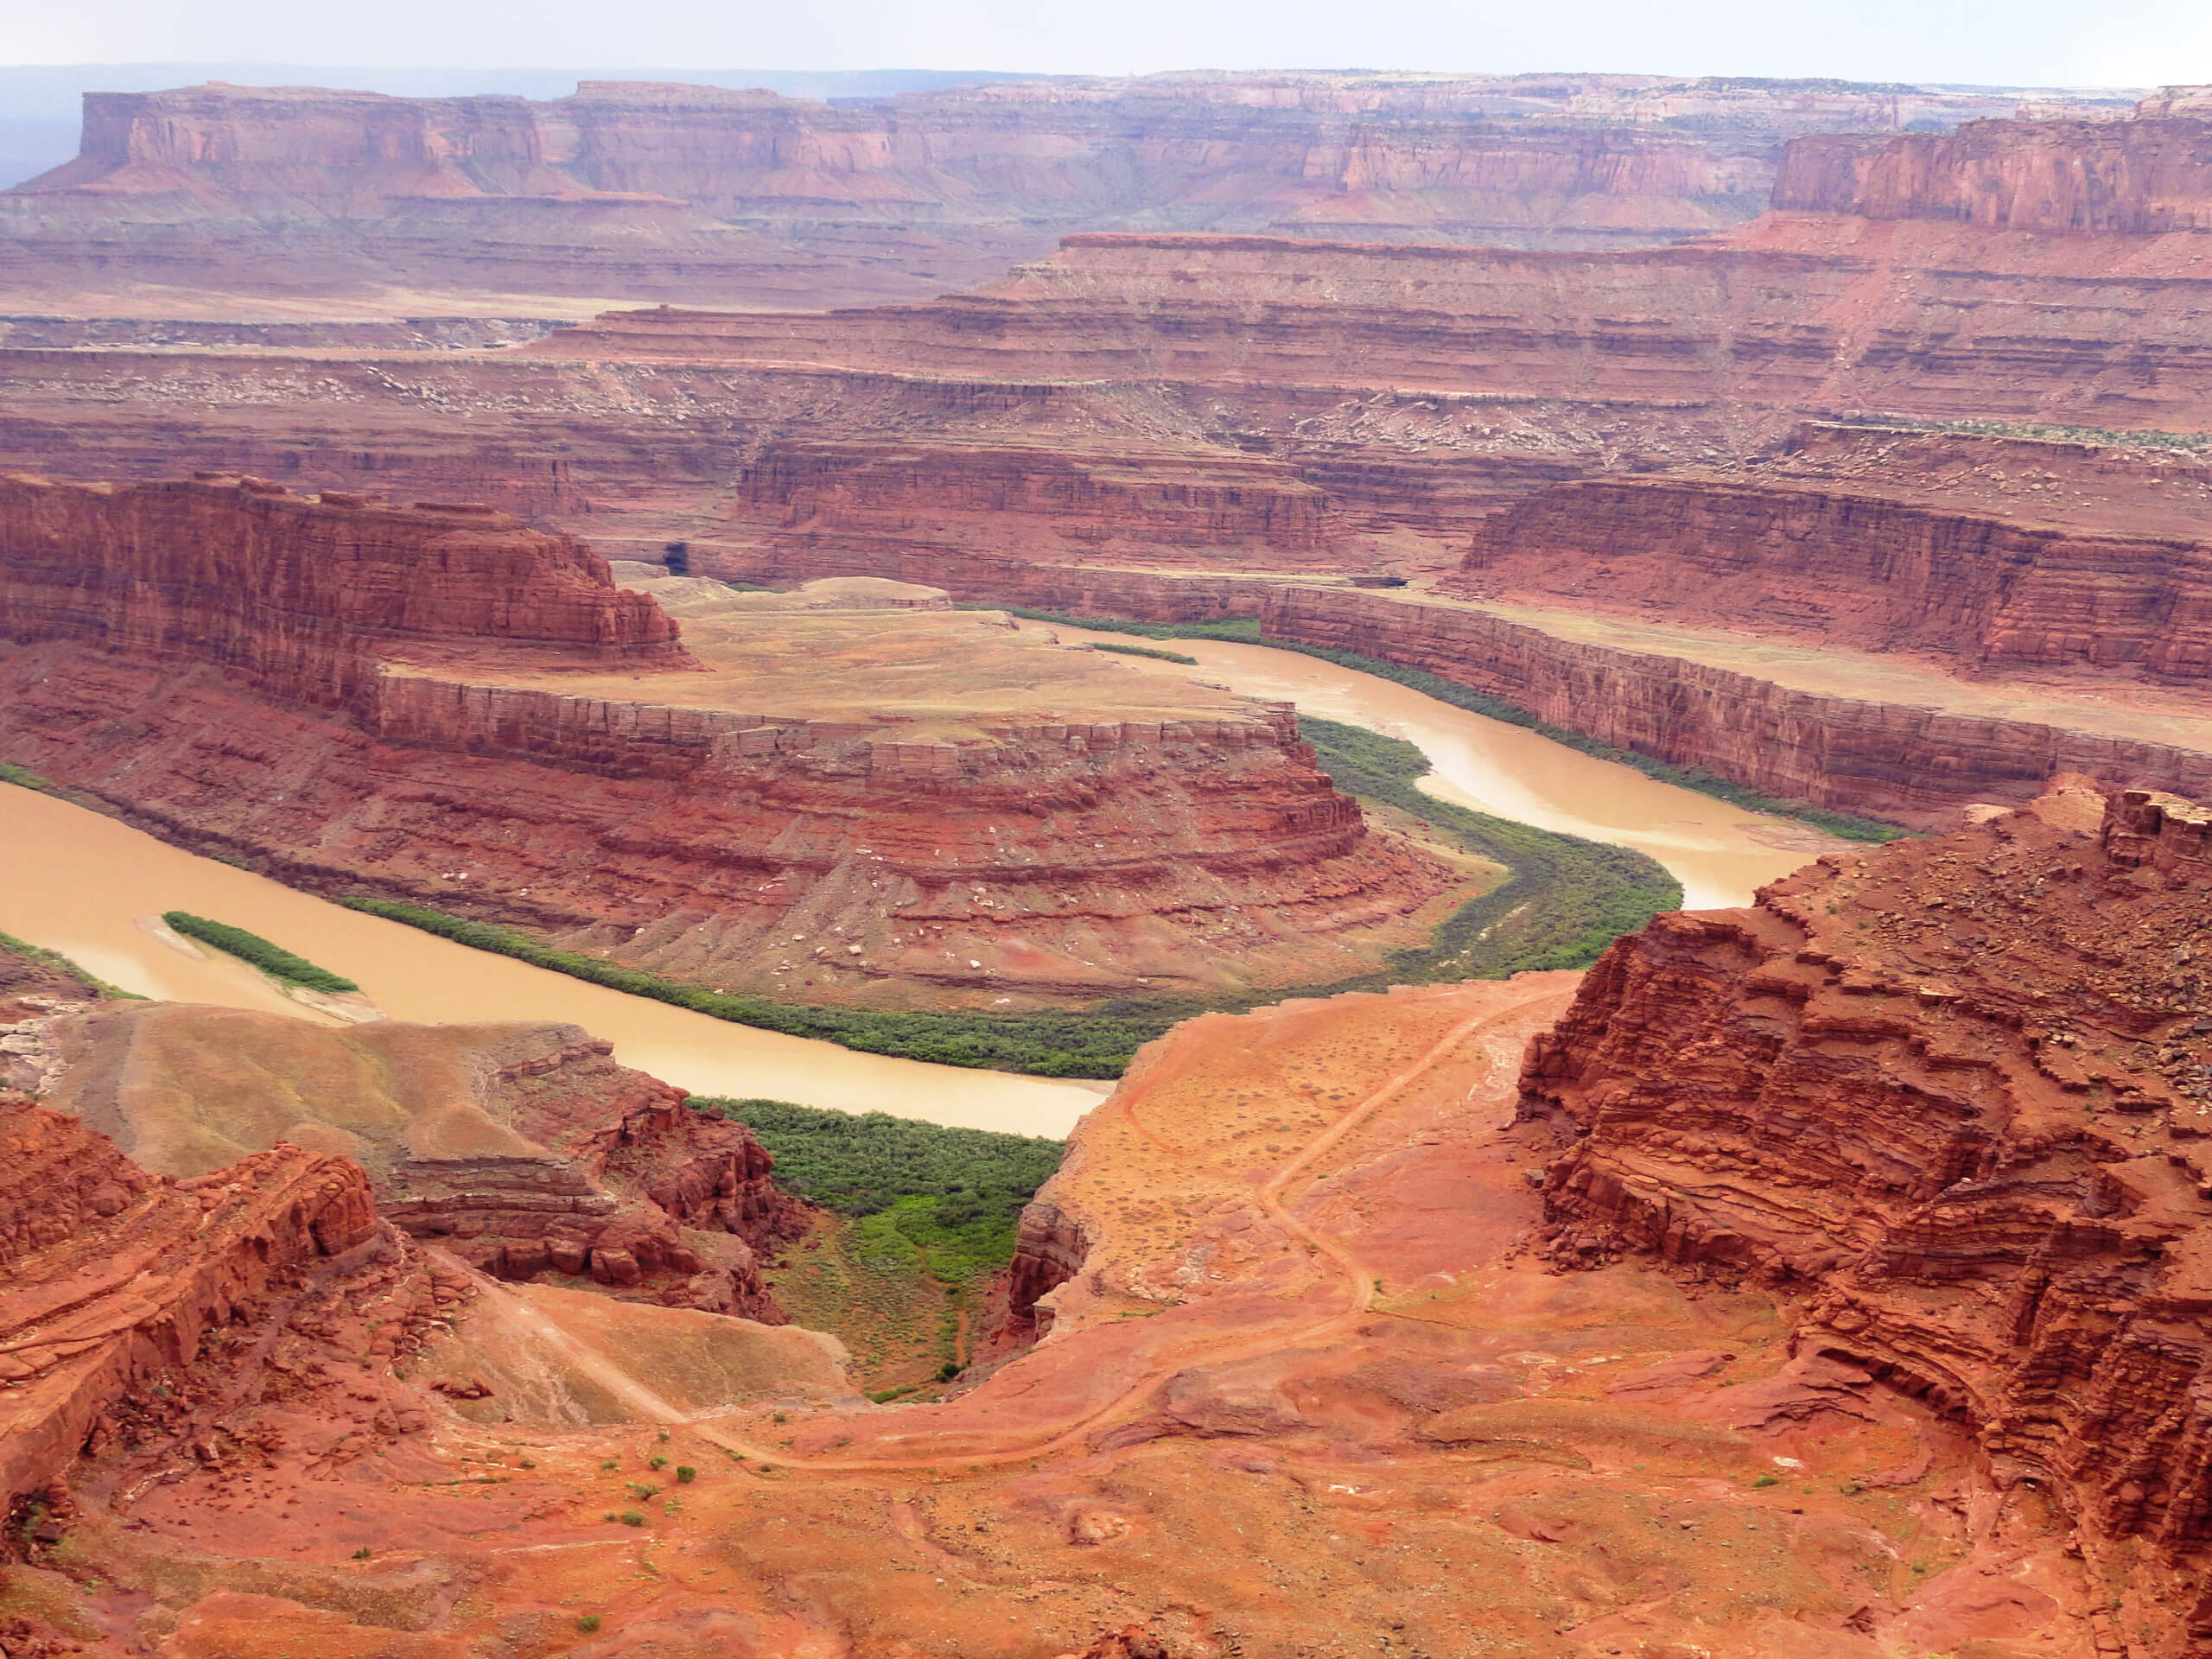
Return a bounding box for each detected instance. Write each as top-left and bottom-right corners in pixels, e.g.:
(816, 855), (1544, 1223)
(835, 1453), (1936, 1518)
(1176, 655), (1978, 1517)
(35, 1003), (804, 1319)
(1521, 780), (2212, 1647)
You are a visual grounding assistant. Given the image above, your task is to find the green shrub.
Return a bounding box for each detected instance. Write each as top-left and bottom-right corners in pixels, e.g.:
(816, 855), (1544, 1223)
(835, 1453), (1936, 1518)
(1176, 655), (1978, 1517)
(339, 896), (1151, 1078)
(1088, 640), (1199, 664)
(618, 1511), (646, 1527)
(0, 762), (54, 791)
(696, 1097), (1062, 1279)
(161, 912), (359, 994)
(675, 1465), (696, 1484)
(576, 1615), (602, 1633)
(1752, 1474), (1780, 1488)
(0, 930), (144, 1001)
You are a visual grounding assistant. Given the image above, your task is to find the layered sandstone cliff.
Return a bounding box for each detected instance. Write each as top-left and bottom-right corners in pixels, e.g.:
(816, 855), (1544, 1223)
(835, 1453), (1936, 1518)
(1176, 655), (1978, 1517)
(1775, 109), (2212, 232)
(542, 213), (2212, 434)
(0, 471), (684, 703)
(0, 73), (1899, 314)
(727, 436), (1355, 571)
(1451, 473), (2212, 681)
(1518, 783), (2212, 1640)
(0, 1090), (379, 1503)
(0, 473), (1454, 1006)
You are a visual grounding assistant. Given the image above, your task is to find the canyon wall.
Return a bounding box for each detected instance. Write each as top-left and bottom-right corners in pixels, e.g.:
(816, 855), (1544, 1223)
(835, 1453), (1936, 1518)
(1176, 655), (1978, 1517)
(0, 640), (1433, 1005)
(543, 219), (2212, 432)
(0, 73), (1925, 312)
(728, 436), (1355, 570)
(1516, 785), (2212, 1640)
(1254, 584), (2212, 822)
(1776, 111), (2212, 232)
(0, 472), (684, 705)
(1451, 474), (2212, 681)
(674, 541), (2212, 827)
(0, 472), (1446, 1007)
(0, 1091), (379, 1504)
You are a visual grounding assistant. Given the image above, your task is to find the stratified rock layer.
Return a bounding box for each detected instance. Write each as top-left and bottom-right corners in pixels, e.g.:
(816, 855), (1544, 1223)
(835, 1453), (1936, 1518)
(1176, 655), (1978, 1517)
(0, 471), (685, 704)
(1451, 473), (2212, 681)
(1518, 782), (2212, 1643)
(1776, 107), (2212, 232)
(0, 1090), (378, 1504)
(39, 1003), (804, 1319)
(0, 472), (1452, 1005)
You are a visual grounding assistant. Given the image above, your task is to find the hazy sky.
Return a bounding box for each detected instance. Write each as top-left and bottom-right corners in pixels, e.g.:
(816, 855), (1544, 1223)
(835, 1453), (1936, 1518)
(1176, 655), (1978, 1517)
(3, 0), (2208, 89)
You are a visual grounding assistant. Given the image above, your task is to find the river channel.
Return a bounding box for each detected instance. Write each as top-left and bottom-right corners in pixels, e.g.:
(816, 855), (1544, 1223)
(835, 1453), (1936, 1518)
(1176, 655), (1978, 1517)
(1055, 626), (1847, 911)
(0, 637), (1841, 1136)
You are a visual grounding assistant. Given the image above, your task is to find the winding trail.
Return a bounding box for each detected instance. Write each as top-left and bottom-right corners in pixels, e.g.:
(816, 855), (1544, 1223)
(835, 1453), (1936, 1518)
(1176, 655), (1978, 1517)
(598, 989), (1572, 1474)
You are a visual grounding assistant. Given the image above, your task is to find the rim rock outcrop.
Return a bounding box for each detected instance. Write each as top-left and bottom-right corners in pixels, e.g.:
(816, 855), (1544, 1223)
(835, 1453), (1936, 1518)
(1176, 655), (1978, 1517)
(1519, 780), (2212, 1644)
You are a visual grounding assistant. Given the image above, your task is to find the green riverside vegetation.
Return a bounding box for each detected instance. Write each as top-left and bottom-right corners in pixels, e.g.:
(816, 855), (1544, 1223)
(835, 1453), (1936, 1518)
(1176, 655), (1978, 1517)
(697, 1097), (1064, 1389)
(0, 762), (54, 791)
(0, 930), (144, 1000)
(1087, 639), (1199, 664)
(161, 912), (360, 995)
(1867, 416), (2211, 456)
(696, 1096), (1060, 1256)
(988, 606), (1908, 842)
(341, 715), (1681, 1077)
(1295, 716), (1681, 981)
(338, 898), (1147, 1077)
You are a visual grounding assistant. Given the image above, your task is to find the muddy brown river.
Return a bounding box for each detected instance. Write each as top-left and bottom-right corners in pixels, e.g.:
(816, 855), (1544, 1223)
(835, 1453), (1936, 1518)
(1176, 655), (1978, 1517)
(1058, 626), (1847, 910)
(0, 638), (1842, 1135)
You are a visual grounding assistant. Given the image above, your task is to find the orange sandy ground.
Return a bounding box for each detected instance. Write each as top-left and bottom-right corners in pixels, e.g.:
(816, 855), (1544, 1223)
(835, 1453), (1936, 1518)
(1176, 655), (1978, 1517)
(17, 975), (2108, 1658)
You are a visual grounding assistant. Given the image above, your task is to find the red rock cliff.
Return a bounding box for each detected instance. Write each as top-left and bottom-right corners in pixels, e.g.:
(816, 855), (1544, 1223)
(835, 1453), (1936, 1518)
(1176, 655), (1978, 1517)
(1776, 113), (2212, 232)
(0, 1090), (378, 1504)
(0, 74), (1819, 311)
(0, 472), (685, 705)
(1516, 784), (2212, 1638)
(1452, 474), (2212, 681)
(38, 1004), (805, 1321)
(730, 436), (1353, 569)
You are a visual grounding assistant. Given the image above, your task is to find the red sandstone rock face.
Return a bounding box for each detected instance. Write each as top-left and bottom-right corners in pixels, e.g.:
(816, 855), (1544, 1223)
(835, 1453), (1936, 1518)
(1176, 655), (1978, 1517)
(37, 1003), (805, 1321)
(0, 1090), (379, 1505)
(1451, 474), (2212, 681)
(0, 474), (1452, 1007)
(538, 213), (2212, 432)
(0, 472), (684, 707)
(663, 545), (2212, 831)
(727, 436), (1356, 571)
(0, 74), (1845, 313)
(1776, 114), (2212, 233)
(1249, 583), (2212, 826)
(1516, 783), (2212, 1647)
(0, 640), (1444, 1004)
